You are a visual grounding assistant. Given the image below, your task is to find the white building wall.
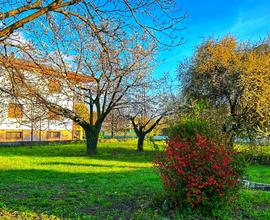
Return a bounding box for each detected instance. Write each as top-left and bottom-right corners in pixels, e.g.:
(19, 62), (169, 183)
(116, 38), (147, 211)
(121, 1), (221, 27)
(0, 65), (76, 141)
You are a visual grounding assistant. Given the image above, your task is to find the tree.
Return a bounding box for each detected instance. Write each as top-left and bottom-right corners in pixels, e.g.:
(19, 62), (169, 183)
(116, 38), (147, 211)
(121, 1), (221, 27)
(179, 36), (270, 145)
(125, 76), (173, 151)
(0, 0), (81, 40)
(103, 110), (130, 138)
(0, 17), (154, 154)
(130, 115), (164, 152)
(1, 1), (185, 155)
(1, 1), (185, 45)
(241, 42), (270, 137)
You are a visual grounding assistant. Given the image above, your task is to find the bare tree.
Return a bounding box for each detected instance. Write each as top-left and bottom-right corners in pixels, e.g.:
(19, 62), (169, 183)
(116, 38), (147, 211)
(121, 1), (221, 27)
(125, 75), (174, 151)
(0, 1), (185, 154)
(103, 109), (130, 139)
(0, 0), (81, 40)
(0, 14), (157, 154)
(1, 0), (186, 46)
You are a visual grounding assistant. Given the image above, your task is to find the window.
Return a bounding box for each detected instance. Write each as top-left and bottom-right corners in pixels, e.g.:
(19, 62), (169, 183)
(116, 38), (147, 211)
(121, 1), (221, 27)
(48, 80), (61, 93)
(8, 103), (23, 118)
(6, 131), (23, 140)
(48, 110), (60, 120)
(74, 130), (81, 139)
(47, 131), (61, 139)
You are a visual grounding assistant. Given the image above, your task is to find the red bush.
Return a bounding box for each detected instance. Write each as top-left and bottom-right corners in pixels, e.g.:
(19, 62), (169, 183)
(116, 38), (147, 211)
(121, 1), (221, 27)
(155, 135), (241, 209)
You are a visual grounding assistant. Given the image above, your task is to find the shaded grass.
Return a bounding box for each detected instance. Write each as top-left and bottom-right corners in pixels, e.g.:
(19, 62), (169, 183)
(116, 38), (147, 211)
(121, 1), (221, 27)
(234, 189), (270, 220)
(0, 169), (159, 219)
(0, 141), (270, 219)
(0, 141), (163, 219)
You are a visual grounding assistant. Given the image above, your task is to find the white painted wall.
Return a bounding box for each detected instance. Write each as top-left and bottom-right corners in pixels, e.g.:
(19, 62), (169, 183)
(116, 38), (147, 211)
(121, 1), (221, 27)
(0, 66), (74, 133)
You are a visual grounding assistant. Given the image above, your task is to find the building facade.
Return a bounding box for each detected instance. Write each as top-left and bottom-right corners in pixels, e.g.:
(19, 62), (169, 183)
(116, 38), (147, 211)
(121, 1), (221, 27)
(0, 56), (92, 142)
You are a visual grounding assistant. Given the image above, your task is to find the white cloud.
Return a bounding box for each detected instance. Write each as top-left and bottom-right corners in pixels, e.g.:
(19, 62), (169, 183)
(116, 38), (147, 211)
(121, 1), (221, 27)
(44, 50), (75, 69)
(6, 31), (32, 47)
(231, 14), (270, 34)
(227, 2), (270, 41)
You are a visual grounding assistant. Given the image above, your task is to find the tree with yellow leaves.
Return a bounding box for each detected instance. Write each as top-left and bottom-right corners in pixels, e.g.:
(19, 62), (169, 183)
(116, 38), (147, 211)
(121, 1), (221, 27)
(179, 35), (270, 145)
(242, 42), (270, 137)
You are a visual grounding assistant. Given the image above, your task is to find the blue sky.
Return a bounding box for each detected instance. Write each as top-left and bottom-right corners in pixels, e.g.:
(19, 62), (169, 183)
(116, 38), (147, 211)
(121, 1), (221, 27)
(157, 0), (270, 76)
(3, 0), (269, 80)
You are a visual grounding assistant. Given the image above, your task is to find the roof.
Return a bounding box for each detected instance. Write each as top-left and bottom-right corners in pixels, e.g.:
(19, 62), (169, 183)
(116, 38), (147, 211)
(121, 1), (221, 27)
(0, 55), (95, 83)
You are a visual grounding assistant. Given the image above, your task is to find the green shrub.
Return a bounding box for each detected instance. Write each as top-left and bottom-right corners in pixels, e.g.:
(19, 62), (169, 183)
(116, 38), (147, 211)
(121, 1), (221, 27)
(99, 131), (105, 139)
(168, 115), (229, 146)
(169, 118), (212, 139)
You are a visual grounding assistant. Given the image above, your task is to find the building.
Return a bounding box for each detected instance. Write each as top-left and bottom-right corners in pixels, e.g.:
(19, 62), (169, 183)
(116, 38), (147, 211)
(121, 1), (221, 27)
(0, 56), (94, 142)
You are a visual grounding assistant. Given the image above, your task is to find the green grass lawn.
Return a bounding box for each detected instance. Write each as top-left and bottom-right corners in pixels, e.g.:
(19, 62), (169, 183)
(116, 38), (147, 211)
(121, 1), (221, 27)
(0, 141), (270, 219)
(236, 144), (270, 184)
(246, 164), (270, 184)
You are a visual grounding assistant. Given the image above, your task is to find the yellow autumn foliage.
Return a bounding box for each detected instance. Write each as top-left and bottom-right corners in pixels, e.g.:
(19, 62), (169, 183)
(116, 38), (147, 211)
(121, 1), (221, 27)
(185, 35), (270, 135)
(242, 45), (270, 129)
(74, 103), (97, 124)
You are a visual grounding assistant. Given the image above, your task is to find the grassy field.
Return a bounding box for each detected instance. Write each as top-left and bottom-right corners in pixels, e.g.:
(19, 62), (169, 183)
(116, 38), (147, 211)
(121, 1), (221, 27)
(235, 144), (270, 184)
(0, 141), (270, 219)
(246, 164), (270, 184)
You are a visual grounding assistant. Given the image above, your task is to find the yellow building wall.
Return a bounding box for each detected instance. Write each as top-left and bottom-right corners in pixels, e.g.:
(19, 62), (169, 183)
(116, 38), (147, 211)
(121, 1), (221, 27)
(0, 129), (73, 142)
(72, 123), (85, 140)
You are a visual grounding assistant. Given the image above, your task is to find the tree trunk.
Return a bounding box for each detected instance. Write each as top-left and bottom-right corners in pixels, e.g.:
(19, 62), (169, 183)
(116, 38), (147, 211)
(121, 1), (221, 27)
(39, 119), (42, 142)
(31, 125), (34, 142)
(111, 128), (114, 138)
(227, 128), (236, 148)
(84, 125), (101, 155)
(228, 134), (234, 148)
(137, 133), (145, 152)
(111, 112), (114, 138)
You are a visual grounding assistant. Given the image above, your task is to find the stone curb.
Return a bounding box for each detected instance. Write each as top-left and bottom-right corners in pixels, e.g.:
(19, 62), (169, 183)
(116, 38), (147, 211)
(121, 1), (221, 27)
(242, 180), (270, 191)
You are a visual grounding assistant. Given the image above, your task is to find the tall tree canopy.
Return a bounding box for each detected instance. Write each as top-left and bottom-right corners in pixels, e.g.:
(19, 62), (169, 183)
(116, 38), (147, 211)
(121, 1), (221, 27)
(1, 0), (185, 46)
(179, 36), (270, 143)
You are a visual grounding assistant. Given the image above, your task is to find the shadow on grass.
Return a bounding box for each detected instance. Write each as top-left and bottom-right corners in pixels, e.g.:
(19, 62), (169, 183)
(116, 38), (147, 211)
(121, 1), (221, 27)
(37, 162), (148, 168)
(0, 168), (162, 219)
(0, 143), (161, 163)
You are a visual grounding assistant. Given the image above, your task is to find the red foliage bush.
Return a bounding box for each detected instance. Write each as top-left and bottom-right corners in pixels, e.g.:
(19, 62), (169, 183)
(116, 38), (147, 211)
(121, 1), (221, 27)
(155, 135), (241, 209)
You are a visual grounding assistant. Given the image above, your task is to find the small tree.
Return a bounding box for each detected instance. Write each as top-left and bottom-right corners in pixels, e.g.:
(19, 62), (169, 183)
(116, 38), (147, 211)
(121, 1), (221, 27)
(103, 110), (130, 138)
(125, 76), (174, 151)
